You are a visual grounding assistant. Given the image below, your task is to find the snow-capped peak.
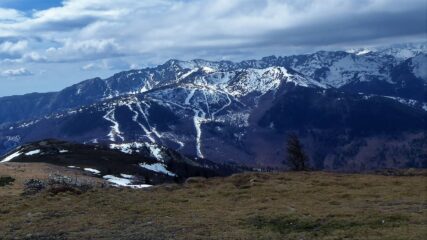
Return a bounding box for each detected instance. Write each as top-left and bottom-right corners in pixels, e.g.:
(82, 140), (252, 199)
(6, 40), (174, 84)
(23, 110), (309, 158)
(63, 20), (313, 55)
(224, 67), (325, 97)
(201, 66), (215, 73)
(346, 48), (372, 55)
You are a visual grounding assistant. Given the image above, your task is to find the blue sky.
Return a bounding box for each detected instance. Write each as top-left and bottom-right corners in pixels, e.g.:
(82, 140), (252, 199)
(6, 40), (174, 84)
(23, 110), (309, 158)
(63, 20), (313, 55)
(0, 0), (426, 97)
(0, 0), (62, 11)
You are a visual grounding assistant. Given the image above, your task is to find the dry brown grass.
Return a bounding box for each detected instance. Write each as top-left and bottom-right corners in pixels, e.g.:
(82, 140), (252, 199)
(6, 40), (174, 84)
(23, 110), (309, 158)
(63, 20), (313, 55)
(0, 167), (426, 240)
(0, 162), (105, 197)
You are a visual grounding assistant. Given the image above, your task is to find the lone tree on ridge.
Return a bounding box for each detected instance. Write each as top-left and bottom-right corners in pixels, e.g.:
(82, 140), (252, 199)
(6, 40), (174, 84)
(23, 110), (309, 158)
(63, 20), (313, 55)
(285, 133), (309, 171)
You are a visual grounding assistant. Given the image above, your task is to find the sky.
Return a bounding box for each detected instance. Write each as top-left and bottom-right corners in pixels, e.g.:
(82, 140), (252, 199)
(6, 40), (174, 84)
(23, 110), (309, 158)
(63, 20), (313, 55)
(0, 0), (426, 97)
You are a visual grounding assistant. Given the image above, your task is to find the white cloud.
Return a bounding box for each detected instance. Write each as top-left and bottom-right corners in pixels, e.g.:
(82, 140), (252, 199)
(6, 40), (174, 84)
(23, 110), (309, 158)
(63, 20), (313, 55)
(1, 0), (425, 64)
(81, 62), (97, 71)
(0, 8), (26, 22)
(1, 67), (33, 77)
(81, 58), (132, 71)
(45, 38), (122, 62)
(0, 40), (28, 57)
(21, 51), (46, 62)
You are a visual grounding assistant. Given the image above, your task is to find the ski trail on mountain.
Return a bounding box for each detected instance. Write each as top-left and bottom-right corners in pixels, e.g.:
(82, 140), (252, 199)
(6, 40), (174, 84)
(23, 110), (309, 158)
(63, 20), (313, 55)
(183, 88), (208, 158)
(185, 89), (196, 105)
(161, 132), (185, 150)
(103, 109), (124, 142)
(179, 69), (198, 81)
(154, 96), (206, 157)
(137, 100), (185, 148)
(127, 104), (155, 143)
(202, 91), (211, 118)
(213, 92), (232, 118)
(193, 109), (205, 158)
(136, 101), (162, 139)
(153, 86), (233, 158)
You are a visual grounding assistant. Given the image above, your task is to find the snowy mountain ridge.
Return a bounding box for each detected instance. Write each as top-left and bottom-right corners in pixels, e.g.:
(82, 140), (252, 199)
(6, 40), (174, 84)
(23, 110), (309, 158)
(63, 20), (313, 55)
(70, 42), (427, 101)
(0, 44), (426, 170)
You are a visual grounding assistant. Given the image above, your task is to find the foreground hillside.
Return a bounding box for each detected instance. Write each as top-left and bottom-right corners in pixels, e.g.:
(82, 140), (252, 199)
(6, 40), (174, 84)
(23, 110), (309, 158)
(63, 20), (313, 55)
(0, 166), (426, 240)
(0, 139), (246, 187)
(0, 162), (105, 197)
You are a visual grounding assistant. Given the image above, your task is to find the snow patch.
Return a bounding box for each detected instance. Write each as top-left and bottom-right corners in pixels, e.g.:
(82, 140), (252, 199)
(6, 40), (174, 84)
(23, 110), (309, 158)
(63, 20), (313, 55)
(193, 109), (205, 158)
(139, 163), (176, 177)
(120, 174), (134, 179)
(1, 151), (22, 163)
(110, 142), (143, 154)
(411, 54), (427, 81)
(201, 66), (215, 73)
(179, 68), (198, 80)
(84, 168), (101, 174)
(147, 144), (163, 161)
(25, 149), (41, 156)
(224, 67), (324, 97)
(103, 175), (152, 188)
(347, 48), (372, 55)
(109, 142), (165, 161)
(184, 89), (196, 105)
(356, 49), (371, 55)
(383, 96), (426, 110)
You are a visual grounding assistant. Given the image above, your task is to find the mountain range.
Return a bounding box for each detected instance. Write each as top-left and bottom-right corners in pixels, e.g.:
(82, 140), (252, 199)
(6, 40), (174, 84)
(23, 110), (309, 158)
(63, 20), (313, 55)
(1, 43), (426, 171)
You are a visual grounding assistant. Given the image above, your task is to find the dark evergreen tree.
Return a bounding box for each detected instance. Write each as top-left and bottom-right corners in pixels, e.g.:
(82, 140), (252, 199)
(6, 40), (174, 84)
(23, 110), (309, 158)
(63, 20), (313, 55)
(285, 133), (309, 171)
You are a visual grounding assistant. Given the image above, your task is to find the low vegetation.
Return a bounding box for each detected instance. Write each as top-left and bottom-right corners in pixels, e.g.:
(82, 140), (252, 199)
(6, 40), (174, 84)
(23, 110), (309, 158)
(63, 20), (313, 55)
(0, 165), (425, 240)
(22, 174), (103, 196)
(0, 162), (106, 197)
(0, 175), (15, 187)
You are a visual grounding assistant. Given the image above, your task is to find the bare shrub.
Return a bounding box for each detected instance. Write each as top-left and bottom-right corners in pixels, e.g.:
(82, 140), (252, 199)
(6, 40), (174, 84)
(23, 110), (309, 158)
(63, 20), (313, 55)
(46, 173), (100, 194)
(23, 179), (46, 195)
(23, 173), (107, 195)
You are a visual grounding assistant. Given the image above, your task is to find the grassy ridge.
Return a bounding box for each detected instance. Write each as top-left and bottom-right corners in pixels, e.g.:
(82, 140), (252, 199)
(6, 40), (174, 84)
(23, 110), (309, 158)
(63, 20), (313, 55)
(0, 170), (426, 239)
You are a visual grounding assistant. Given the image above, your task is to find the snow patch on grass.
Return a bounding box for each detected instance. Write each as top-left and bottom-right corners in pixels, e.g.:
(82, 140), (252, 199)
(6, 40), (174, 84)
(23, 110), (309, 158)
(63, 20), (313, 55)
(147, 144), (163, 161)
(110, 142), (165, 161)
(84, 168), (101, 174)
(25, 149), (41, 156)
(103, 175), (151, 188)
(110, 142), (144, 154)
(120, 174), (134, 179)
(139, 163), (176, 177)
(1, 151), (23, 163)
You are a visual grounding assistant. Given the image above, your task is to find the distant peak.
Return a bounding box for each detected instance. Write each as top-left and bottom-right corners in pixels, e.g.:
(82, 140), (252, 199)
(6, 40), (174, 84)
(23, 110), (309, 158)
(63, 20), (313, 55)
(346, 48), (373, 55)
